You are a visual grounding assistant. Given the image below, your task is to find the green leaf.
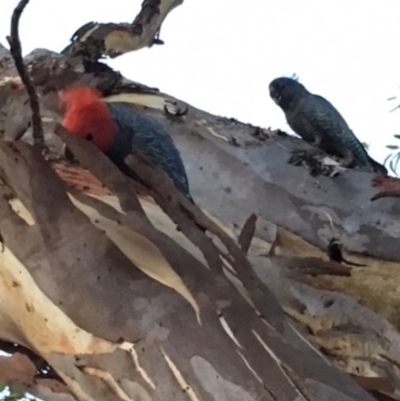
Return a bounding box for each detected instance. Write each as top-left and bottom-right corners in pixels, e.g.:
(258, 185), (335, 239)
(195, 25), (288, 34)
(383, 153), (392, 167)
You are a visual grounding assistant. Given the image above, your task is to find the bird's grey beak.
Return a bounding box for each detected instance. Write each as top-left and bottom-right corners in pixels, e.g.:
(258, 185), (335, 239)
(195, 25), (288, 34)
(62, 143), (76, 162)
(269, 86), (281, 104)
(272, 95), (281, 104)
(270, 93), (281, 104)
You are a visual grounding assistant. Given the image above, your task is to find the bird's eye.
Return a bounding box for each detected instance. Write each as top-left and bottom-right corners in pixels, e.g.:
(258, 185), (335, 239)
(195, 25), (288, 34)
(85, 133), (94, 141)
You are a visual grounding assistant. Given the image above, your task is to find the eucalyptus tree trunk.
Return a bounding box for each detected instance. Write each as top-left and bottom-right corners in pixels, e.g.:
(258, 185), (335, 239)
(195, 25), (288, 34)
(0, 1), (400, 401)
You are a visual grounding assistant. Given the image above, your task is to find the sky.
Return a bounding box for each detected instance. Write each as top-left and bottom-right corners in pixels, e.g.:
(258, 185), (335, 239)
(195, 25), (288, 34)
(0, 0), (399, 165)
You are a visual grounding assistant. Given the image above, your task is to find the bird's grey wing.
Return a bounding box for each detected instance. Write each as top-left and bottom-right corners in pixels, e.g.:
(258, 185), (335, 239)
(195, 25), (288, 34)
(107, 103), (193, 201)
(130, 117), (193, 199)
(286, 99), (320, 144)
(283, 94), (384, 172)
(288, 95), (367, 165)
(308, 95), (372, 165)
(292, 95), (348, 147)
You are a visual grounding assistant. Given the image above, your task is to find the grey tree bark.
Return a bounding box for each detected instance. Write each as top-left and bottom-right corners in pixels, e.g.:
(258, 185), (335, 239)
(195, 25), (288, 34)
(0, 1), (400, 401)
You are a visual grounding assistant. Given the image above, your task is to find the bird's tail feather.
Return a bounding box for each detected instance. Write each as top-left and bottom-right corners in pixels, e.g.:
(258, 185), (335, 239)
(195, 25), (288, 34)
(368, 155), (388, 175)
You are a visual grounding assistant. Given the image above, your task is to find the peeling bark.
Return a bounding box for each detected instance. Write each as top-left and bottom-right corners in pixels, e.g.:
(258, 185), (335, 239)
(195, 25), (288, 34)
(0, 7), (400, 401)
(0, 136), (380, 401)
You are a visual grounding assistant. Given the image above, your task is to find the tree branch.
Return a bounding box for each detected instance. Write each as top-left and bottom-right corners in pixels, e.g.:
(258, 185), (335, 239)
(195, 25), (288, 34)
(1, 44), (399, 401)
(371, 174), (400, 201)
(62, 0), (184, 60)
(6, 0), (44, 147)
(371, 190), (400, 201)
(50, 126), (380, 401)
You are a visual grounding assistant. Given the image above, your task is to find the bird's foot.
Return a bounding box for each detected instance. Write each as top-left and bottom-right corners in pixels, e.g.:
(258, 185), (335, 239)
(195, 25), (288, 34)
(288, 148), (316, 165)
(339, 154), (359, 170)
(288, 148), (325, 175)
(288, 148), (346, 177)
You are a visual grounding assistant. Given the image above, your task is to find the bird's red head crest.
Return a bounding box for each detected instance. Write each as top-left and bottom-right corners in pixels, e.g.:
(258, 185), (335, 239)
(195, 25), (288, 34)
(59, 86), (116, 153)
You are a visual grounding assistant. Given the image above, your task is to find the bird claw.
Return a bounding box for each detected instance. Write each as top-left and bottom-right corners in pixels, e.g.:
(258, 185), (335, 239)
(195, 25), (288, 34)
(288, 149), (345, 177)
(288, 148), (321, 165)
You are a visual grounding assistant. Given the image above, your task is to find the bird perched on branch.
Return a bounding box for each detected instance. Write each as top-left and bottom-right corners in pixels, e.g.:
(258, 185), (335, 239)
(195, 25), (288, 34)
(59, 86), (194, 201)
(269, 77), (387, 174)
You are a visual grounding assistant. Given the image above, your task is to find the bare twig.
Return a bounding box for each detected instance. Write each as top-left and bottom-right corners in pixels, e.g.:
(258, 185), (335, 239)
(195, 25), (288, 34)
(371, 174), (400, 201)
(7, 0), (44, 147)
